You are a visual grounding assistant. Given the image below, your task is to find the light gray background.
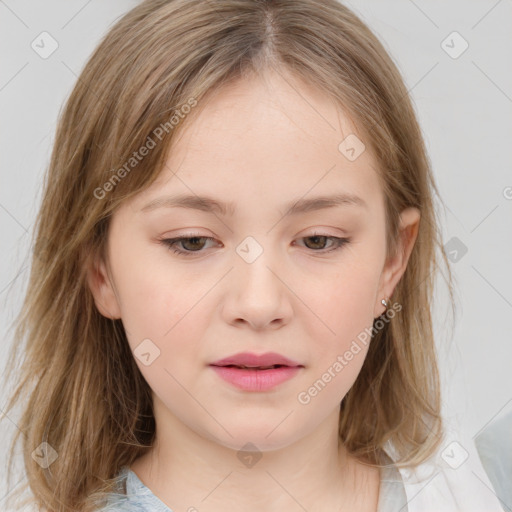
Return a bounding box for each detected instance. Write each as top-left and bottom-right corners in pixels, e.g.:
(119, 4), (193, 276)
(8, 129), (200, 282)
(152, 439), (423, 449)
(1, 0), (511, 506)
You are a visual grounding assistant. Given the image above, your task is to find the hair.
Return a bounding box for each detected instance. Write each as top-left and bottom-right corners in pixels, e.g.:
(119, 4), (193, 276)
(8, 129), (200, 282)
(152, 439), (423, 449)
(1, 0), (456, 510)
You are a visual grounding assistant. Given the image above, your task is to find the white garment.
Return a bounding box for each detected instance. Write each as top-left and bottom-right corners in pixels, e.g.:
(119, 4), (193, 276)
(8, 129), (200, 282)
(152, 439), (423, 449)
(382, 416), (506, 512)
(474, 409), (512, 510)
(98, 416), (507, 511)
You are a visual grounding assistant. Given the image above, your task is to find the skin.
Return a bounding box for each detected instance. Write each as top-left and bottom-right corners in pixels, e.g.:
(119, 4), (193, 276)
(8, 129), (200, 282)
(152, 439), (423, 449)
(87, 68), (420, 512)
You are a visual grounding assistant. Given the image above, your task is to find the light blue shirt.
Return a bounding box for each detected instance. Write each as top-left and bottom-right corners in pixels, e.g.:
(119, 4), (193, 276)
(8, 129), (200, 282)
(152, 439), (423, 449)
(98, 452), (408, 511)
(96, 419), (512, 512)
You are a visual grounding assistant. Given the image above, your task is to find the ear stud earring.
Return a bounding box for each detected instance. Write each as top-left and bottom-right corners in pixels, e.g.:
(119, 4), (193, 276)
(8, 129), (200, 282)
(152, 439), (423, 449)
(381, 298), (389, 309)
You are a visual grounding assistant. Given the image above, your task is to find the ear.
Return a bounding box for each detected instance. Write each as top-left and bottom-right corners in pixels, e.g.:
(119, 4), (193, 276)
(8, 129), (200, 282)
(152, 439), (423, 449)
(85, 249), (122, 320)
(374, 207), (420, 318)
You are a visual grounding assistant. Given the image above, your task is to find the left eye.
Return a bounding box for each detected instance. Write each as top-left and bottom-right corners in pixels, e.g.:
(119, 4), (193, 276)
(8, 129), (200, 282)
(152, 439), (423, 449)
(160, 234), (350, 256)
(161, 236), (216, 254)
(296, 234), (350, 252)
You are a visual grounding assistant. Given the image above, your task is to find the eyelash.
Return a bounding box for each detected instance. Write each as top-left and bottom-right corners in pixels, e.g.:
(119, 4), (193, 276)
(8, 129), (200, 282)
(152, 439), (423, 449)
(159, 233), (350, 257)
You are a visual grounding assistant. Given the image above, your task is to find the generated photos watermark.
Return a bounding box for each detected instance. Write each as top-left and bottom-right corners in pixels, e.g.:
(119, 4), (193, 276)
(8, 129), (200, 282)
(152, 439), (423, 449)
(297, 301), (402, 405)
(93, 97), (197, 200)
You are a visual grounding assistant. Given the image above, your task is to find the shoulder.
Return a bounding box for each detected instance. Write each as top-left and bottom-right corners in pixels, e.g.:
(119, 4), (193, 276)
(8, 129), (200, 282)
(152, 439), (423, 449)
(474, 410), (512, 509)
(386, 418), (507, 512)
(93, 466), (145, 512)
(95, 502), (149, 512)
(96, 466), (173, 512)
(95, 491), (149, 512)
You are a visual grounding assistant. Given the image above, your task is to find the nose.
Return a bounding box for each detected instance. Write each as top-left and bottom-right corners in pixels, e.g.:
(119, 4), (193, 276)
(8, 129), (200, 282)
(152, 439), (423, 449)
(221, 247), (293, 331)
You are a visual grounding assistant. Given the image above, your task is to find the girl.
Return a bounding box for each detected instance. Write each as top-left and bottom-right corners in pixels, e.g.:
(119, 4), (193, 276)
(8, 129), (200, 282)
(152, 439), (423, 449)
(1, 0), (505, 511)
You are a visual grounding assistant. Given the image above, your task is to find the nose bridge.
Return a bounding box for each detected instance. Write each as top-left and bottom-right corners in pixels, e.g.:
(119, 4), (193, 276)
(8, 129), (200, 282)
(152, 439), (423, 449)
(234, 234), (281, 296)
(224, 234), (292, 328)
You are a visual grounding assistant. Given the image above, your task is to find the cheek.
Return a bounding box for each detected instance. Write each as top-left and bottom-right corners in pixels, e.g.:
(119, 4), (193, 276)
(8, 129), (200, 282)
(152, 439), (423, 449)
(118, 271), (208, 397)
(297, 260), (381, 352)
(332, 242), (385, 336)
(336, 270), (379, 336)
(296, 270), (379, 406)
(111, 247), (202, 358)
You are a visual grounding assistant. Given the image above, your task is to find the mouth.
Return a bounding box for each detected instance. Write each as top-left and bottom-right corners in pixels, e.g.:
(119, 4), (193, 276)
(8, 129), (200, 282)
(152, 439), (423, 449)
(209, 364), (303, 391)
(212, 364), (292, 370)
(210, 351), (303, 369)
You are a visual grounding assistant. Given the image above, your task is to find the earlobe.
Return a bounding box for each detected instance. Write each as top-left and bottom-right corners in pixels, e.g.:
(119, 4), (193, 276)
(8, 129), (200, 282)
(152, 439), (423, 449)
(86, 251), (122, 320)
(375, 207), (420, 317)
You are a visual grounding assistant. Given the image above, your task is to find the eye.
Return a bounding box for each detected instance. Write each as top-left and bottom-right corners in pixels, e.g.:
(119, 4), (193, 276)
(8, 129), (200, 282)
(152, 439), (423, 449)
(160, 233), (350, 257)
(160, 236), (217, 255)
(295, 234), (350, 253)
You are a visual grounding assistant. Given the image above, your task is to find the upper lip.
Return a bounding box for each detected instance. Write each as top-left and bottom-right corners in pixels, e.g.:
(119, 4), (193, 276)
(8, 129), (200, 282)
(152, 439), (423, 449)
(210, 352), (303, 368)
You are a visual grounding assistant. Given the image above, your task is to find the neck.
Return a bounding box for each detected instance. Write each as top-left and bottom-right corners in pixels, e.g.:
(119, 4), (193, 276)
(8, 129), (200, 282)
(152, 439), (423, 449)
(130, 408), (381, 512)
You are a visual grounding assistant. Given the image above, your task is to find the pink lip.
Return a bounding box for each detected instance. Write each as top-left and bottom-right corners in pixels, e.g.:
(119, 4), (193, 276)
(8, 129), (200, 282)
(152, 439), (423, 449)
(210, 351), (303, 368)
(209, 351), (304, 392)
(210, 365), (302, 391)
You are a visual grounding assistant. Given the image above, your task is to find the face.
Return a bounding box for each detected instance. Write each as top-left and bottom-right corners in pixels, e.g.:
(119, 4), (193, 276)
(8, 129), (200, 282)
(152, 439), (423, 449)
(88, 70), (418, 453)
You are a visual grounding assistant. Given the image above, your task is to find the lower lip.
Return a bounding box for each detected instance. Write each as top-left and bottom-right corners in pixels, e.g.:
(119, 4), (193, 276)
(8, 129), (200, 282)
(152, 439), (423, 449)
(210, 365), (302, 391)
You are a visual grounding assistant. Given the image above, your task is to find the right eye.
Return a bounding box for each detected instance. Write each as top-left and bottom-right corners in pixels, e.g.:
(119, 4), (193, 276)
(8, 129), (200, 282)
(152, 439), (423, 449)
(159, 236), (219, 256)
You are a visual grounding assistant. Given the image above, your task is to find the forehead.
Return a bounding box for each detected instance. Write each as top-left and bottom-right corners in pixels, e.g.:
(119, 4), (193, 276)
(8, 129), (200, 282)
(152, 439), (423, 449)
(175, 70), (364, 158)
(132, 70), (384, 215)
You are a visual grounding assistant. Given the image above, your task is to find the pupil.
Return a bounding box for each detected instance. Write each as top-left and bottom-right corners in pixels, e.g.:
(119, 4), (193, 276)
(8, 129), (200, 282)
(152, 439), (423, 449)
(185, 237), (204, 250)
(307, 235), (325, 249)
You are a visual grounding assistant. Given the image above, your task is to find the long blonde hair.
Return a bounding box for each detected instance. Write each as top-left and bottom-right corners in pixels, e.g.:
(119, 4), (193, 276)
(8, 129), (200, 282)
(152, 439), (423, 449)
(1, 0), (455, 510)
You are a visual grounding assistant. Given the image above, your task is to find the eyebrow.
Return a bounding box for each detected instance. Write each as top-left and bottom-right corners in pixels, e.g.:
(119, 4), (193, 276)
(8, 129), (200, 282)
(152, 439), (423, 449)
(140, 192), (367, 217)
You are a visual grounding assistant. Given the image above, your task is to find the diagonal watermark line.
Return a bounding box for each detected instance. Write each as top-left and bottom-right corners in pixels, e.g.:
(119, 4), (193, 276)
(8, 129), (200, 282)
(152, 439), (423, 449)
(408, 0), (439, 29)
(162, 267), (234, 338)
(472, 397), (512, 439)
(472, 61), (512, 104)
(269, 62), (337, 132)
(0, 203), (28, 233)
(407, 61), (440, 95)
(469, 204), (499, 233)
(170, 167), (234, 234)
(266, 164), (337, 234)
(264, 470), (309, 512)
(0, 0), (29, 28)
(399, 470), (441, 511)
(0, 404), (26, 436)
(163, 367), (234, 437)
(61, 0), (94, 29)
(0, 62), (29, 92)
(367, 61), (439, 139)
(401, 262), (437, 305)
(0, 264), (27, 297)
(445, 204), (468, 233)
(158, 168), (339, 340)
(470, 469), (511, 511)
(471, 0), (504, 30)
(265, 409), (295, 438)
(0, 474), (27, 506)
(200, 471), (234, 502)
(471, 265), (512, 308)
(265, 266), (336, 335)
